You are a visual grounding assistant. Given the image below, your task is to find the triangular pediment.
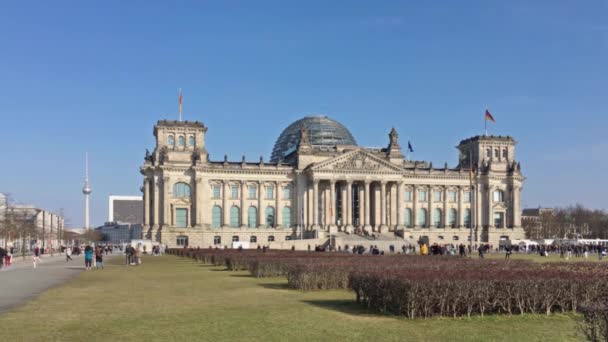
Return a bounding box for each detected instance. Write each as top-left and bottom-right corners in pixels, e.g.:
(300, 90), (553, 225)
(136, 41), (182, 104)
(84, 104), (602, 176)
(310, 149), (403, 173)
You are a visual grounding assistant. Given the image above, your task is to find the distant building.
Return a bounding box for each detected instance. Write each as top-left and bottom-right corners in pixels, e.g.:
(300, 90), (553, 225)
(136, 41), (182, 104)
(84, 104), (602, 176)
(95, 222), (142, 244)
(108, 195), (143, 224)
(0, 193), (65, 251)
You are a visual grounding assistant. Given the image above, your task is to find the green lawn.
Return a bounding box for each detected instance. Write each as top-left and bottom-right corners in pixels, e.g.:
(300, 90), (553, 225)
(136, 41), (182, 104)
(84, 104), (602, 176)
(0, 255), (583, 341)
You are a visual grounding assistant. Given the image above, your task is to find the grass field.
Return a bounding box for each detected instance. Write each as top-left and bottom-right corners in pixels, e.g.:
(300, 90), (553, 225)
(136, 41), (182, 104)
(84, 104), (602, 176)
(0, 255), (583, 341)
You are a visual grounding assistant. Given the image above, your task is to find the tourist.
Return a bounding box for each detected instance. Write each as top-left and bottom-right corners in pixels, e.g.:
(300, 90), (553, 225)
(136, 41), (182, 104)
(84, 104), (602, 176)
(134, 246), (141, 265)
(65, 246), (73, 262)
(5, 247), (12, 267)
(33, 245), (40, 269)
(84, 245), (93, 271)
(95, 247), (104, 269)
(505, 246), (512, 260)
(125, 244), (133, 265)
(478, 245), (484, 259)
(0, 247), (5, 271)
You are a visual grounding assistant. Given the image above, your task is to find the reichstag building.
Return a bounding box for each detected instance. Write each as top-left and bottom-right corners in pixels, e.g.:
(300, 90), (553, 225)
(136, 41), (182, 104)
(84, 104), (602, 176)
(140, 116), (525, 248)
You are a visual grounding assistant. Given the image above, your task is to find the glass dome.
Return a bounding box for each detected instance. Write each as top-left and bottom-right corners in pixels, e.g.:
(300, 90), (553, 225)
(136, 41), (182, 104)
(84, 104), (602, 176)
(270, 115), (357, 162)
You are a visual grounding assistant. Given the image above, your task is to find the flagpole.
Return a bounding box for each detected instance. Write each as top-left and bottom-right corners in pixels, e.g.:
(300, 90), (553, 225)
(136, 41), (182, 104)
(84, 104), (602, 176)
(469, 147), (474, 258)
(178, 88), (182, 122)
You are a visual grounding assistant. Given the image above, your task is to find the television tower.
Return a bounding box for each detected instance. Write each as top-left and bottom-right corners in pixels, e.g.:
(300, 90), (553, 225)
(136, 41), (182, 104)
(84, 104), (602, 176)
(83, 152), (92, 229)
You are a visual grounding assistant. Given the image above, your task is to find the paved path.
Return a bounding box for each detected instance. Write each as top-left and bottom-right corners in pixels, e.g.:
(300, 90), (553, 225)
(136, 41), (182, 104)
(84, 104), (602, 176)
(0, 254), (118, 314)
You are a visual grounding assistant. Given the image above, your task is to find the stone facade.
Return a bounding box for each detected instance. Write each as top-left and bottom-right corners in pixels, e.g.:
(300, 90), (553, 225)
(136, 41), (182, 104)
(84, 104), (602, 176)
(141, 117), (525, 248)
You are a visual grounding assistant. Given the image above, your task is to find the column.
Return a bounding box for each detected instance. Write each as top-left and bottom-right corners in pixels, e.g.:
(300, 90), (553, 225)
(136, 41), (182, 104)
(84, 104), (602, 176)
(427, 186), (432, 228)
(443, 186), (449, 228)
(195, 177), (203, 227)
(412, 185), (418, 228)
(513, 186), (521, 227)
(223, 181), (229, 227)
(457, 186), (463, 228)
(329, 181), (336, 232)
(240, 181), (247, 228)
(487, 185), (493, 229)
(345, 180), (353, 232)
(163, 177), (171, 226)
(275, 181), (282, 228)
(396, 182), (403, 229)
(153, 175), (160, 228)
(363, 181), (371, 229)
(358, 183), (364, 228)
(379, 181), (387, 231)
(143, 177), (150, 227)
(312, 180), (319, 228)
(258, 181), (264, 227)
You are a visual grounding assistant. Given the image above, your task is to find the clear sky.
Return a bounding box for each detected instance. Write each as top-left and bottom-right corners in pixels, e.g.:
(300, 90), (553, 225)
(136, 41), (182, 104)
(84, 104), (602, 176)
(1, 0), (606, 228)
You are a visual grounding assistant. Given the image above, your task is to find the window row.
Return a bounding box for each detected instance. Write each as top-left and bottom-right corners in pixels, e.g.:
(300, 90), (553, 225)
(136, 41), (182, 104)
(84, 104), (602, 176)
(210, 205), (292, 228)
(403, 208), (472, 228)
(171, 182), (294, 201)
(405, 190), (471, 203)
(404, 189), (506, 203)
(212, 184), (291, 200)
(167, 135), (196, 147)
(212, 235), (288, 245)
(486, 147), (508, 160)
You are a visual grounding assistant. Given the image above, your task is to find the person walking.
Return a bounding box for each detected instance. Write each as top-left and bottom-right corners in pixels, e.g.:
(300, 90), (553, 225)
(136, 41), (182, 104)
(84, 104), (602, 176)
(65, 246), (73, 262)
(33, 245), (40, 268)
(134, 247), (141, 265)
(0, 247), (5, 271)
(84, 245), (93, 271)
(125, 244), (133, 266)
(5, 247), (12, 268)
(95, 247), (104, 269)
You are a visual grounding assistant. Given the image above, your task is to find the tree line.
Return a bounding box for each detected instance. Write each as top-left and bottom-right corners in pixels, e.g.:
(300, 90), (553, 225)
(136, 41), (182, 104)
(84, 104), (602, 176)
(523, 204), (608, 240)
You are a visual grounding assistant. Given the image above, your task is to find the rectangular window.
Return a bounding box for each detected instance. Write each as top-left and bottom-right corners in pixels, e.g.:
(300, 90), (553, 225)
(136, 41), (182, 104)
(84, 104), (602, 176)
(232, 235), (239, 242)
(248, 186), (257, 199)
(212, 185), (221, 199)
(449, 191), (457, 202)
(231, 185), (239, 199)
(266, 186), (274, 200)
(175, 208), (188, 228)
(464, 191), (471, 202)
(213, 236), (221, 245)
(433, 191), (442, 202)
(282, 186), (291, 200)
(419, 191), (427, 202)
(404, 191), (412, 202)
(494, 212), (504, 228)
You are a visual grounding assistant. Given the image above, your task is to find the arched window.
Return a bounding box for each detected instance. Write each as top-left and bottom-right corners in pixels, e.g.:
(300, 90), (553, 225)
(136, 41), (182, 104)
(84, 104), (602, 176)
(433, 208), (442, 227)
(502, 149), (508, 159)
(493, 190), (504, 202)
(247, 206), (257, 228)
(449, 208), (457, 227)
(167, 135), (175, 145)
(229, 206), (240, 228)
(178, 136), (185, 146)
(268, 235), (275, 242)
(282, 207), (292, 227)
(404, 208), (412, 227)
(265, 206), (275, 228)
(211, 205), (222, 228)
(486, 149), (491, 158)
(188, 136), (195, 146)
(173, 182), (191, 198)
(418, 208), (427, 227)
(464, 209), (471, 228)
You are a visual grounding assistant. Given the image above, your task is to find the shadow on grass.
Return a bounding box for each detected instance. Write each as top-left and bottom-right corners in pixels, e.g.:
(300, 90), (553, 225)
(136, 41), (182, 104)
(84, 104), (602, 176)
(230, 274), (255, 278)
(258, 283), (290, 290)
(301, 299), (376, 316)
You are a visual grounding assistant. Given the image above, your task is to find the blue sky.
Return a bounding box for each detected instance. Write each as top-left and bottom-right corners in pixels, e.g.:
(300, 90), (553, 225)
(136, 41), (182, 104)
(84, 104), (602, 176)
(0, 0), (606, 227)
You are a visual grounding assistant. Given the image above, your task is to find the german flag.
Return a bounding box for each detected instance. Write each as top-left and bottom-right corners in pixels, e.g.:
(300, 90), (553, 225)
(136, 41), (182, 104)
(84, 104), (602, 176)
(485, 109), (495, 123)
